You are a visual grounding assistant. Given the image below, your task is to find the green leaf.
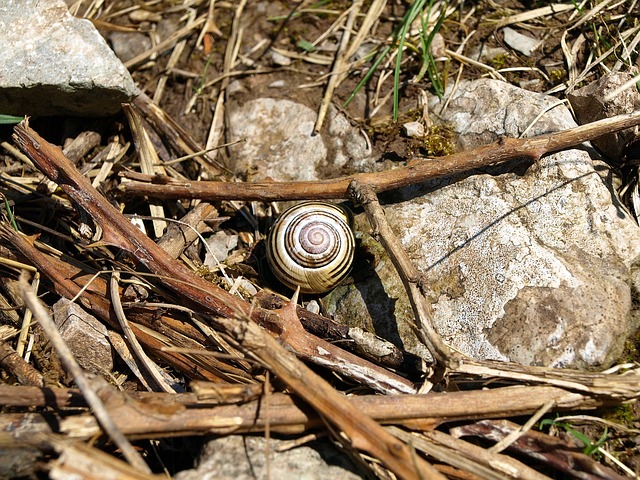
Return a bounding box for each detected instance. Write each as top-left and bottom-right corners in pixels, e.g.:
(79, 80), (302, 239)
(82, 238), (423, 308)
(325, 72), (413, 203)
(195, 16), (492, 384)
(296, 40), (317, 53)
(0, 114), (23, 125)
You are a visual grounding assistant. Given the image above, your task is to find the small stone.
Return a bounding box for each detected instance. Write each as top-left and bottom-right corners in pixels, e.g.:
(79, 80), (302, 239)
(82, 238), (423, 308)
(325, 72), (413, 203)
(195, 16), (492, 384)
(403, 121), (425, 138)
(305, 300), (320, 314)
(0, 0), (138, 116)
(268, 79), (287, 88)
(109, 31), (152, 64)
(227, 79), (246, 96)
(269, 49), (292, 66)
(502, 27), (542, 57)
(227, 98), (374, 181)
(567, 72), (640, 161)
(204, 232), (239, 267)
(429, 33), (446, 58)
(128, 9), (162, 23)
(470, 45), (509, 63)
(351, 41), (376, 62)
(53, 298), (113, 374)
(122, 284), (149, 303)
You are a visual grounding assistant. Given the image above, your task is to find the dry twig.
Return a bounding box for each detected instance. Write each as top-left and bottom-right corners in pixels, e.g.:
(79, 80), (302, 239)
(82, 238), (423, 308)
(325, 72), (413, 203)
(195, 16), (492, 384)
(18, 273), (151, 474)
(121, 111), (640, 201)
(11, 119), (440, 480)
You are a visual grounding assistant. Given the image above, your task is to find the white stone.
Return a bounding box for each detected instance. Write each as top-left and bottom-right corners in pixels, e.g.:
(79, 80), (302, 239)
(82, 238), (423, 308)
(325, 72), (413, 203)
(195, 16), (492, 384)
(269, 49), (292, 66)
(53, 298), (113, 374)
(328, 79), (640, 369)
(227, 98), (373, 181)
(175, 435), (360, 480)
(0, 0), (138, 116)
(403, 121), (425, 138)
(502, 27), (542, 57)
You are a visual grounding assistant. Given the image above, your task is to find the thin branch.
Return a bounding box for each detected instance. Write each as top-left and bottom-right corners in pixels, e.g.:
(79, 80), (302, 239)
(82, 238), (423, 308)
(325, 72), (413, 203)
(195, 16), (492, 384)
(121, 110), (640, 201)
(18, 272), (152, 474)
(349, 180), (459, 368)
(12, 120), (438, 480)
(110, 271), (176, 393)
(0, 383), (621, 437)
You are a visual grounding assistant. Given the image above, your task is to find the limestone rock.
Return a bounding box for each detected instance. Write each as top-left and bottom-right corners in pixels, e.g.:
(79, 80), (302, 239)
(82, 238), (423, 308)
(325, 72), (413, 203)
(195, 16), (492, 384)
(227, 98), (374, 181)
(0, 0), (138, 117)
(53, 298), (113, 374)
(174, 435), (361, 480)
(327, 79), (640, 369)
(567, 72), (640, 161)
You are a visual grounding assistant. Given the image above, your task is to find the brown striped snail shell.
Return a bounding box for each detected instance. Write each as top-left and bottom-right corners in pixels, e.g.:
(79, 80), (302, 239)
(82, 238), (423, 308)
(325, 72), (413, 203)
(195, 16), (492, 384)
(266, 201), (355, 294)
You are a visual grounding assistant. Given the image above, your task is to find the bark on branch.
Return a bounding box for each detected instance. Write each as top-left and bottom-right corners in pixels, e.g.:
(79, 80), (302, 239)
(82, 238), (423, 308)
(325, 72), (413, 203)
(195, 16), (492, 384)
(120, 111), (640, 201)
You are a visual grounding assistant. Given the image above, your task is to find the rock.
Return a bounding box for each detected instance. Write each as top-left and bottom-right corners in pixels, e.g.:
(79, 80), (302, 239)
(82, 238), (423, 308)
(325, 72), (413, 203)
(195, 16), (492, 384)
(53, 298), (113, 374)
(567, 71), (640, 161)
(470, 45), (509, 63)
(403, 121), (425, 138)
(108, 31), (152, 64)
(327, 79), (640, 369)
(226, 98), (374, 181)
(174, 435), (361, 480)
(502, 27), (542, 57)
(204, 231), (239, 267)
(268, 79), (287, 88)
(429, 33), (447, 58)
(0, 0), (138, 117)
(269, 49), (292, 66)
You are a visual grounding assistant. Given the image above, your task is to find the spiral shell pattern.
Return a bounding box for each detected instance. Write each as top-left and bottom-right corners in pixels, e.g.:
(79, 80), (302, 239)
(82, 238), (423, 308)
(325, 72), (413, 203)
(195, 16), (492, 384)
(266, 202), (355, 294)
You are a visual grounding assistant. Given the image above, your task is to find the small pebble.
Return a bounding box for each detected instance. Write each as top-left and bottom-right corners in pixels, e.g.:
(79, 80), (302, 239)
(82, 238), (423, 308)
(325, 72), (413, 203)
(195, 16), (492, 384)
(305, 300), (320, 315)
(227, 79), (246, 95)
(402, 121), (425, 138)
(129, 9), (162, 23)
(268, 80), (286, 88)
(269, 49), (291, 66)
(429, 33), (446, 58)
(502, 27), (541, 57)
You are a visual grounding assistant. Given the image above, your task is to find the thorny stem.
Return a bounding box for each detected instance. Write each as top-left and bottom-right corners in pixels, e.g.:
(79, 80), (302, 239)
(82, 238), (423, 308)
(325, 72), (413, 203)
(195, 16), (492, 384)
(11, 120), (437, 480)
(349, 180), (461, 368)
(19, 273), (152, 474)
(121, 110), (640, 201)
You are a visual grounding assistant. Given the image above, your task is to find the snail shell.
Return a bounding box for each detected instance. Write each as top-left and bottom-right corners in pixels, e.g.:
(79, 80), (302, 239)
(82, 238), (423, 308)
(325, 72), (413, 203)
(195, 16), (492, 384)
(266, 201), (355, 294)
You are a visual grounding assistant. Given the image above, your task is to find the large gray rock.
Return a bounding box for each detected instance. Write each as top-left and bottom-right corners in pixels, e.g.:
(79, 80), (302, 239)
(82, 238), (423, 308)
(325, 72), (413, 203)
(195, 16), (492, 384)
(174, 435), (361, 480)
(0, 0), (138, 116)
(227, 98), (374, 181)
(327, 79), (640, 369)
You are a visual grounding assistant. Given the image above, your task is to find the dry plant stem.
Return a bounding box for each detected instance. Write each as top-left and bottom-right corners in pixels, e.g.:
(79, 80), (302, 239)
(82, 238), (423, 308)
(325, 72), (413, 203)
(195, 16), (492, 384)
(454, 359), (640, 398)
(109, 272), (175, 393)
(12, 122), (434, 480)
(0, 384), (614, 438)
(124, 15), (206, 70)
(121, 111), (640, 201)
(0, 226), (237, 382)
(156, 202), (218, 258)
(0, 338), (43, 386)
(35, 435), (164, 480)
(131, 94), (225, 174)
(350, 180), (459, 367)
(314, 0), (363, 133)
(123, 105), (167, 238)
(451, 419), (627, 480)
(389, 427), (550, 480)
(18, 273), (152, 474)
